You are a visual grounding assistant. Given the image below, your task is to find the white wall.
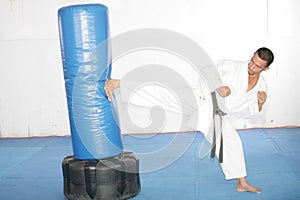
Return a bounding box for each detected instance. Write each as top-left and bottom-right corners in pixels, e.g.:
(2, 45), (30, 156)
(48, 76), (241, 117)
(0, 0), (299, 137)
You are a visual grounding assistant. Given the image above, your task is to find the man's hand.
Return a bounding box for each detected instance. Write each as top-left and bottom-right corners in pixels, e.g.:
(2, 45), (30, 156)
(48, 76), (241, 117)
(257, 91), (267, 111)
(216, 86), (231, 97)
(104, 79), (120, 101)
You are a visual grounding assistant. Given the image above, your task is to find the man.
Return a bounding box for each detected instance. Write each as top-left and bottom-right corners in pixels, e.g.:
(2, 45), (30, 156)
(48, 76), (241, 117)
(104, 47), (274, 194)
(214, 47), (274, 194)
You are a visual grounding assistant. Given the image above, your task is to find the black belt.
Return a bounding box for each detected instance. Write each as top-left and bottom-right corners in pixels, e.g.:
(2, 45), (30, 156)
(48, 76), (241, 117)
(210, 92), (226, 163)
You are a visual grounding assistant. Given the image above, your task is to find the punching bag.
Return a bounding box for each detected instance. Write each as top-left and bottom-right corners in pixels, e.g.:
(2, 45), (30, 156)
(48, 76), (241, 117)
(58, 4), (123, 160)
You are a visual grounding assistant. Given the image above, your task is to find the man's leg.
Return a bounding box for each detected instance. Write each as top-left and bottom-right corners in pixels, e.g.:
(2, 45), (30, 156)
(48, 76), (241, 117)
(210, 116), (261, 193)
(219, 116), (247, 179)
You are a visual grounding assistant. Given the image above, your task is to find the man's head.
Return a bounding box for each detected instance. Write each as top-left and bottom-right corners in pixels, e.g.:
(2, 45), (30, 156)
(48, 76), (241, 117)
(256, 47), (274, 67)
(248, 47), (274, 75)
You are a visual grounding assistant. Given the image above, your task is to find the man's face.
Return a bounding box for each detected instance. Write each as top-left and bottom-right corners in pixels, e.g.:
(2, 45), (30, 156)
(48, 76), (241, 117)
(248, 52), (268, 75)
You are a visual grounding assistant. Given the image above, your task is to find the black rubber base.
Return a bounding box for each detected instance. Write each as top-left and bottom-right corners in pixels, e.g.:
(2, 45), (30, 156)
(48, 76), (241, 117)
(62, 152), (141, 200)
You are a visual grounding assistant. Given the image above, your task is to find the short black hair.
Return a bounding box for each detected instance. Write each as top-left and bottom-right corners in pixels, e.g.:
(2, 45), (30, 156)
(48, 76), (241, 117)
(256, 47), (274, 67)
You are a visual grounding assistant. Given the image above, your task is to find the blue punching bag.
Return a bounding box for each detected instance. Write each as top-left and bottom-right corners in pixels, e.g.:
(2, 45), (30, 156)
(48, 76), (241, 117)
(58, 4), (123, 159)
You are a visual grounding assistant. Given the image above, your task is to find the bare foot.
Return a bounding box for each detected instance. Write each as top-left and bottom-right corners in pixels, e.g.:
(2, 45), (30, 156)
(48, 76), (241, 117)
(236, 183), (261, 194)
(237, 178), (261, 194)
(104, 79), (120, 101)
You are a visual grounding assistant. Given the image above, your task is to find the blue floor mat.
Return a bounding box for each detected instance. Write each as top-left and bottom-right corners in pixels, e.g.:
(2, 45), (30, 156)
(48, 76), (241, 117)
(0, 128), (299, 200)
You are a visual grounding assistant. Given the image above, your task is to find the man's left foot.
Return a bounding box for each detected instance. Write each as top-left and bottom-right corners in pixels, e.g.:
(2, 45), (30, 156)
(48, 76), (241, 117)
(237, 184), (262, 194)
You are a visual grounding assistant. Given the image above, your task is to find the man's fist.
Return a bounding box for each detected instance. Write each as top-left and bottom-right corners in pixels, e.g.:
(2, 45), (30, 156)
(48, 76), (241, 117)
(257, 91), (267, 111)
(257, 91), (267, 104)
(216, 86), (231, 97)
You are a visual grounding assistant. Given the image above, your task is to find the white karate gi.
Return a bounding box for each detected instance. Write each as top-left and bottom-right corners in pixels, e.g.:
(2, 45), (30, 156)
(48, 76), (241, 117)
(112, 58), (267, 180)
(212, 60), (268, 180)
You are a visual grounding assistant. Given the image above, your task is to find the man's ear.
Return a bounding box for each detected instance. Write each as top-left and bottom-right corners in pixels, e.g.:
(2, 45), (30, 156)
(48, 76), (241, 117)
(263, 67), (269, 71)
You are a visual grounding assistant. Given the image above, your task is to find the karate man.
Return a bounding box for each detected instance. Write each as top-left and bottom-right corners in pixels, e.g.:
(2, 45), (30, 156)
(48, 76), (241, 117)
(104, 47), (274, 194)
(214, 47), (274, 194)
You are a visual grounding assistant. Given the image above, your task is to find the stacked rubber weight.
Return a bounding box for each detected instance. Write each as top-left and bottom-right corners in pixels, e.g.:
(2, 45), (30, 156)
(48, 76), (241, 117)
(58, 4), (141, 199)
(62, 152), (141, 200)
